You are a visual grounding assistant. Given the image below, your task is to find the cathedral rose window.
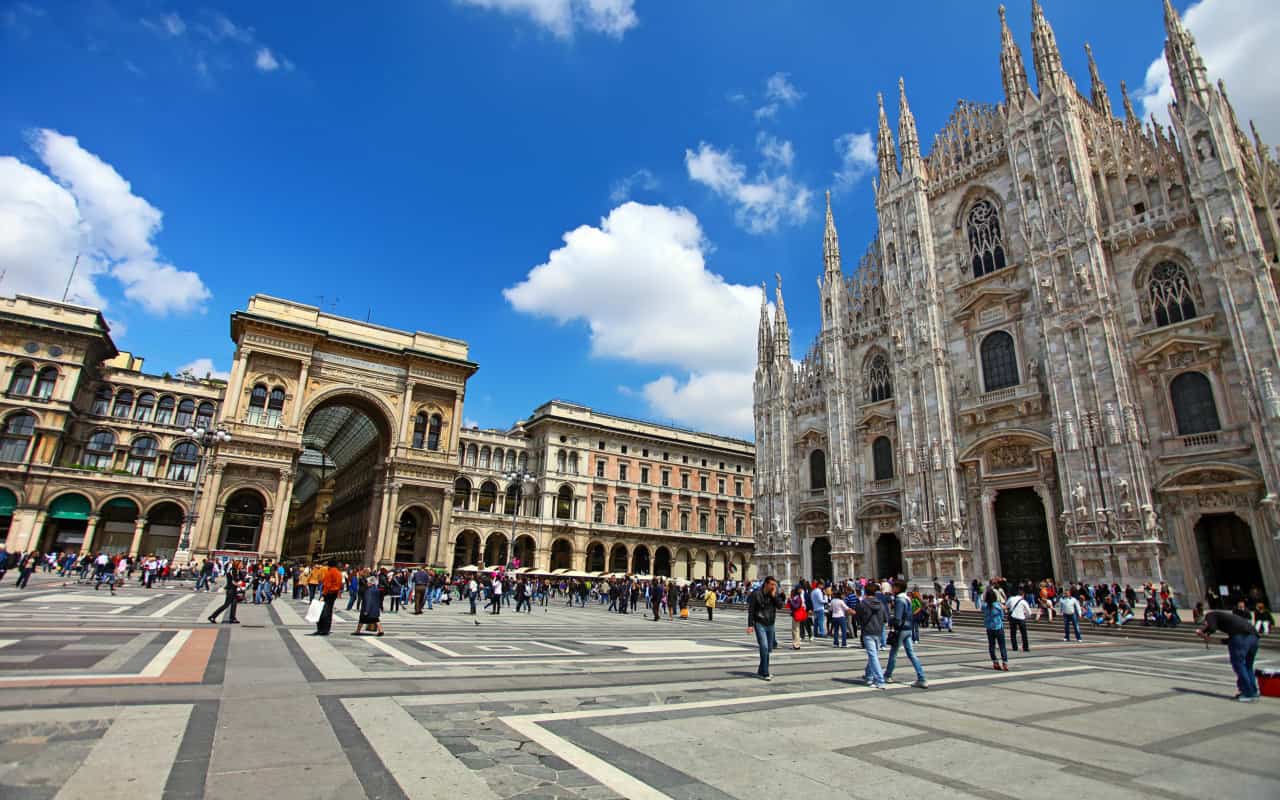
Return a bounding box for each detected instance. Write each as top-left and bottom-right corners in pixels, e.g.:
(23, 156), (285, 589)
(967, 199), (1007, 278)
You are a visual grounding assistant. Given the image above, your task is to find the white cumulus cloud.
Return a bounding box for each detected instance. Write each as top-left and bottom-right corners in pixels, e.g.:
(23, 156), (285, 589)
(755, 72), (803, 120)
(502, 202), (763, 436)
(457, 0), (638, 39)
(0, 129), (210, 316)
(177, 357), (229, 381)
(832, 131), (875, 193)
(255, 48), (280, 71)
(685, 141), (812, 234)
(1136, 0), (1280, 142)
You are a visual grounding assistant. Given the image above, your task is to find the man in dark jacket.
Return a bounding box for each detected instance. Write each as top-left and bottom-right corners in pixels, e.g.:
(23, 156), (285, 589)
(1197, 609), (1261, 701)
(746, 577), (784, 681)
(856, 584), (887, 688)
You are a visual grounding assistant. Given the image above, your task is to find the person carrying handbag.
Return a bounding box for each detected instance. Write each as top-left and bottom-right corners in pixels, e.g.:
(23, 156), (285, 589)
(787, 587), (807, 649)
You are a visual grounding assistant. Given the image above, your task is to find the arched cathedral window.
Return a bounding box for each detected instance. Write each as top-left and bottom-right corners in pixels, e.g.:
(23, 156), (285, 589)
(865, 354), (892, 403)
(1147, 261), (1198, 327)
(1170, 371), (1221, 435)
(809, 449), (826, 491)
(967, 199), (1007, 278)
(980, 331), (1019, 392)
(872, 436), (894, 481)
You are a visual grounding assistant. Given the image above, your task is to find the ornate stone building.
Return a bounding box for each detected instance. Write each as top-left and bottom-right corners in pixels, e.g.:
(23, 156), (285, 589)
(0, 296), (755, 576)
(449, 401), (756, 578)
(753, 2), (1280, 605)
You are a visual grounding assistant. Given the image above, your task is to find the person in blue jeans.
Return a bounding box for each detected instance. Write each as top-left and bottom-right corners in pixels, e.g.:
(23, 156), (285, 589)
(809, 581), (827, 638)
(746, 576), (783, 681)
(828, 590), (849, 648)
(1058, 592), (1083, 641)
(856, 584), (887, 688)
(884, 579), (928, 688)
(982, 587), (1009, 671)
(1197, 610), (1261, 701)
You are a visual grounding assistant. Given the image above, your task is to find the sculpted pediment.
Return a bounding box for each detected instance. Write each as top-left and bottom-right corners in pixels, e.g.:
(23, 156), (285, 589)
(952, 286), (1026, 326)
(1135, 333), (1223, 369)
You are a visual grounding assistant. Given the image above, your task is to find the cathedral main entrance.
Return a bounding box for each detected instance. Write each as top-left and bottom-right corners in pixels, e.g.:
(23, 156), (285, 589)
(1194, 513), (1265, 606)
(994, 488), (1053, 585)
(875, 533), (902, 579)
(810, 536), (832, 583)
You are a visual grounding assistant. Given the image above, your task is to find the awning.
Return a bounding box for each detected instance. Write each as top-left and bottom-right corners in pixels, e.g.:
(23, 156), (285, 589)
(0, 487), (15, 516)
(48, 494), (92, 520)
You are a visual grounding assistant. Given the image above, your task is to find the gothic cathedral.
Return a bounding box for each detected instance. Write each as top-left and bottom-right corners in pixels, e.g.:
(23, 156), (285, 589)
(752, 2), (1280, 606)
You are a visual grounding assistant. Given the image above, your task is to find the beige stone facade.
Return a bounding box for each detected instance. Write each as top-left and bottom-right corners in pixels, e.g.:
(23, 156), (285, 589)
(754, 3), (1280, 605)
(450, 401), (756, 578)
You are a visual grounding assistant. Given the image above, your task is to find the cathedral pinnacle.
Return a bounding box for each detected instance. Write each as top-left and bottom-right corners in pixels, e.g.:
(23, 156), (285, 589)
(998, 4), (1029, 109)
(823, 190), (841, 275)
(774, 272), (790, 350)
(757, 281), (773, 365)
(1030, 0), (1067, 96)
(1120, 79), (1138, 124)
(1085, 43), (1113, 117)
(897, 77), (922, 173)
(876, 92), (898, 181)
(1162, 0), (1211, 108)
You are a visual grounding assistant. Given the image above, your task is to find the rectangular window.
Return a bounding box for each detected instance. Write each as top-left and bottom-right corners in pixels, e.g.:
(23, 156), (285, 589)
(734, 480), (743, 496)
(618, 463), (628, 481)
(699, 476), (707, 492)
(717, 516), (726, 534)
(718, 478), (726, 494)
(598, 440), (606, 449)
(681, 474), (689, 490)
(660, 510), (669, 530)
(596, 459), (605, 478)
(734, 517), (743, 535)
(593, 503), (604, 523)
(616, 505), (626, 525)
(699, 514), (708, 533)
(640, 466), (649, 484)
(661, 470), (669, 487)
(679, 512), (689, 532)
(621, 445), (628, 454)
(701, 459), (707, 467)
(638, 507), (648, 527)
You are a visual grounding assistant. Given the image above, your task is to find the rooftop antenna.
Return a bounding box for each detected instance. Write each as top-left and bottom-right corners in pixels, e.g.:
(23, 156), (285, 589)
(62, 254), (80, 302)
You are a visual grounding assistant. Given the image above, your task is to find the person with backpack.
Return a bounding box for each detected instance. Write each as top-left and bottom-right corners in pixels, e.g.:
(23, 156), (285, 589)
(856, 583), (888, 689)
(982, 587), (1009, 671)
(884, 579), (928, 688)
(1007, 589), (1032, 652)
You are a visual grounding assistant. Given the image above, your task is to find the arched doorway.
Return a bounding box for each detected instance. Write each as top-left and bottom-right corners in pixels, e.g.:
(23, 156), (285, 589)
(292, 394), (394, 564)
(876, 534), (903, 579)
(483, 532), (508, 567)
(42, 493), (94, 554)
(96, 497), (139, 555)
(654, 546), (671, 577)
(219, 490), (265, 553)
(586, 542), (606, 572)
(395, 508), (432, 564)
(609, 543), (629, 573)
(1195, 513), (1265, 606)
(142, 502), (184, 559)
(994, 488), (1053, 584)
(810, 536), (832, 582)
(550, 538), (573, 570)
(452, 530), (480, 569)
(632, 545), (651, 575)
(512, 534), (536, 569)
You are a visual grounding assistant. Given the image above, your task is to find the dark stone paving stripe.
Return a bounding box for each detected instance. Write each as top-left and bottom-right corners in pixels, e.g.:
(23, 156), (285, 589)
(162, 700), (219, 800)
(316, 695), (408, 800)
(202, 629), (229, 685)
(278, 626), (325, 683)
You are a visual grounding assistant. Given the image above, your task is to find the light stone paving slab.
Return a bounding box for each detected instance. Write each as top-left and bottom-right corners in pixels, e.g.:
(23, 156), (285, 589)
(288, 628), (363, 678)
(53, 704), (192, 800)
(344, 696), (501, 799)
(1134, 757), (1280, 798)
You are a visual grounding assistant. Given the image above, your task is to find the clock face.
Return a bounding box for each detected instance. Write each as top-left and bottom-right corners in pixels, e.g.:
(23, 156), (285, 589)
(24, 342), (39, 354)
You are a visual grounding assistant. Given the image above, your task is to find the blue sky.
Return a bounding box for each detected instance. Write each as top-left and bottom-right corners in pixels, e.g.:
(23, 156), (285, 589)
(2, 0), (1275, 438)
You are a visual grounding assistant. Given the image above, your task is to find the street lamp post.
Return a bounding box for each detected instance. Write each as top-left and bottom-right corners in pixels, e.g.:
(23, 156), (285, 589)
(173, 425), (231, 571)
(503, 468), (535, 568)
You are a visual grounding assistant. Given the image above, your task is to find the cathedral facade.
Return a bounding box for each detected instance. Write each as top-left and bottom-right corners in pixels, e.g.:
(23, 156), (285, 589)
(753, 1), (1280, 606)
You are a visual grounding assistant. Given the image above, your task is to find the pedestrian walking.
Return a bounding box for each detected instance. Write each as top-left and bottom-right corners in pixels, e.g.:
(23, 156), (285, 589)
(704, 585), (716, 622)
(982, 587), (1009, 671)
(353, 571), (384, 636)
(883, 579), (928, 688)
(787, 587), (806, 649)
(856, 583), (887, 688)
(829, 590), (849, 648)
(311, 559), (342, 636)
(746, 576), (783, 681)
(208, 562), (242, 624)
(1196, 609), (1262, 701)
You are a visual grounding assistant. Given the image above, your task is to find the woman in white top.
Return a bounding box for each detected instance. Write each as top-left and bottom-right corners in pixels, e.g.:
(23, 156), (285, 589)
(829, 591), (849, 648)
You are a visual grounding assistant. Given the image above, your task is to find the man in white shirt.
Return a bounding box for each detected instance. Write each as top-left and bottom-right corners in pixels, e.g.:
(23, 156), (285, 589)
(467, 577), (479, 615)
(1058, 592), (1083, 642)
(1007, 591), (1031, 651)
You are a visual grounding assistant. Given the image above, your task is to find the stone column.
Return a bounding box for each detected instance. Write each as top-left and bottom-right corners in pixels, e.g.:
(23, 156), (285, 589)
(450, 391), (464, 456)
(1034, 483), (1066, 581)
(263, 469), (294, 559)
(7, 508), (42, 553)
(207, 505), (226, 554)
(434, 488), (455, 568)
(223, 347), (249, 420)
(288, 359), (311, 429)
(193, 463), (225, 556)
(980, 488), (999, 578)
(363, 475), (386, 567)
(129, 517), (147, 556)
(79, 514), (101, 555)
(398, 382), (414, 447)
(378, 482), (402, 563)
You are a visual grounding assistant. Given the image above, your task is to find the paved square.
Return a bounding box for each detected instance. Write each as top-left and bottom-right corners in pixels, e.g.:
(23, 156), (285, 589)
(0, 575), (1277, 799)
